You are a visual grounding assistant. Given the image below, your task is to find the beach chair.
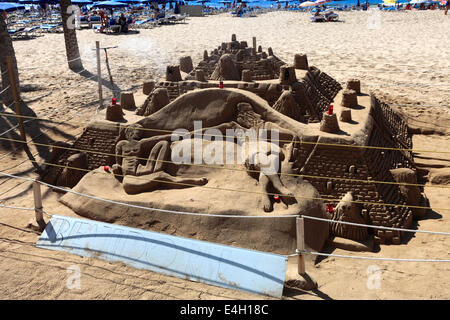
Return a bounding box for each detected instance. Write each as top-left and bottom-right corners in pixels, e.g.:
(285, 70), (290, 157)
(103, 19), (121, 34)
(88, 16), (102, 29)
(132, 19), (152, 29)
(8, 27), (25, 39)
(38, 23), (63, 33)
(311, 14), (327, 22)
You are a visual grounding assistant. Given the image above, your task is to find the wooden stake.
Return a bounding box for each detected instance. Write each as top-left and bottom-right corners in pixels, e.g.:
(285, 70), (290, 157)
(33, 180), (45, 230)
(252, 36), (256, 49)
(96, 41), (103, 109)
(6, 56), (26, 142)
(296, 216), (306, 275)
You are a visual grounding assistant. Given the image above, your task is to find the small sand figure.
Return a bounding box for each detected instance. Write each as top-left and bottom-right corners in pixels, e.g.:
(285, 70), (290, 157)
(243, 122), (298, 212)
(330, 191), (368, 241)
(113, 124), (207, 194)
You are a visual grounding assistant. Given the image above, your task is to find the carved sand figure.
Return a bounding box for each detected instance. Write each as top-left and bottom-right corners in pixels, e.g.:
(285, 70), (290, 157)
(245, 140), (295, 212)
(112, 124), (208, 194)
(330, 191), (368, 241)
(235, 103), (298, 211)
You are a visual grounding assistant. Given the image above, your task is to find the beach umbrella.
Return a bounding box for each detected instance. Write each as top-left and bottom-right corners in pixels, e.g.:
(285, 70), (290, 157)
(91, 1), (128, 8)
(18, 0), (59, 4)
(71, 0), (93, 4)
(314, 0), (329, 4)
(112, 0), (141, 3)
(0, 2), (25, 11)
(299, 1), (316, 6)
(409, 0), (427, 3)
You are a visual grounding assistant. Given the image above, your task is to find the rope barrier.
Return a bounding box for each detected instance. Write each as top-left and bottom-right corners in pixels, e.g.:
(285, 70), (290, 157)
(0, 133), (448, 191)
(4, 158), (449, 212)
(0, 203), (34, 211)
(0, 111), (447, 155)
(1, 172), (449, 264)
(0, 86), (11, 95)
(20, 56), (83, 71)
(301, 215), (450, 236)
(301, 251), (450, 263)
(326, 68), (450, 75)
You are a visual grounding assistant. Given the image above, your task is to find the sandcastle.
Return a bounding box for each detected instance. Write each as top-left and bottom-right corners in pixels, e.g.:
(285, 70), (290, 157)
(41, 35), (428, 262)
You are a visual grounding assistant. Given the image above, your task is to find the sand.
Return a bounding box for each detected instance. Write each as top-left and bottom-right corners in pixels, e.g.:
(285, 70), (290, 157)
(0, 10), (449, 300)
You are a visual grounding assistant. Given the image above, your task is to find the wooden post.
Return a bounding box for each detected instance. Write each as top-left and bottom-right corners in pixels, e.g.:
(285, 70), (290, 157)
(296, 216), (306, 275)
(33, 180), (45, 230)
(6, 56), (26, 142)
(96, 41), (103, 109)
(252, 36), (256, 49)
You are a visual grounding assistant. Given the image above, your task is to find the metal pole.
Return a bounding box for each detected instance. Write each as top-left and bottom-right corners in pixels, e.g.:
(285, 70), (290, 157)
(96, 41), (103, 109)
(103, 48), (117, 100)
(6, 56), (26, 142)
(296, 216), (306, 275)
(33, 180), (45, 230)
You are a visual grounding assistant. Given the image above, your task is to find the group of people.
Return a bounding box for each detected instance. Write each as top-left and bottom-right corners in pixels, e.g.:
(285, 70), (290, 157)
(98, 10), (131, 33)
(387, 1), (449, 13)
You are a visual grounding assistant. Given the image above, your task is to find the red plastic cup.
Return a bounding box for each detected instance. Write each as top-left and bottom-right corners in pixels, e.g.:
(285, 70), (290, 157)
(326, 204), (334, 213)
(219, 81), (224, 89)
(328, 105), (333, 115)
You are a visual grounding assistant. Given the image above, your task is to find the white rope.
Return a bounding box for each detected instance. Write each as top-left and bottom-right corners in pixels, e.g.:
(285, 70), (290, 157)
(0, 169), (297, 219)
(0, 86), (11, 95)
(336, 80), (450, 88)
(67, 56), (81, 64)
(0, 203), (34, 211)
(0, 104), (46, 138)
(303, 251), (450, 263)
(301, 215), (450, 236)
(327, 68), (450, 75)
(39, 180), (299, 219)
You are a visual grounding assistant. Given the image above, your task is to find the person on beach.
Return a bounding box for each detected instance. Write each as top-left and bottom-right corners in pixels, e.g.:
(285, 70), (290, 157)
(119, 13), (128, 33)
(445, 0), (449, 15)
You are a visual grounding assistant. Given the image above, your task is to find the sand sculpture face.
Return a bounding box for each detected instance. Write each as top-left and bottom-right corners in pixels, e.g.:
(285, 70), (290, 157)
(125, 124), (144, 141)
(330, 191), (368, 241)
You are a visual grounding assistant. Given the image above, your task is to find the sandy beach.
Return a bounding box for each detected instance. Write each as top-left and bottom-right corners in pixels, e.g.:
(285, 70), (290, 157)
(0, 10), (449, 300)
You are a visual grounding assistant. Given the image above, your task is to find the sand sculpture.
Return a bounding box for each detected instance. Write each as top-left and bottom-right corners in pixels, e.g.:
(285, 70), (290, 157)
(42, 35), (428, 259)
(112, 124), (208, 194)
(137, 88), (170, 116)
(106, 100), (124, 122)
(329, 191), (368, 241)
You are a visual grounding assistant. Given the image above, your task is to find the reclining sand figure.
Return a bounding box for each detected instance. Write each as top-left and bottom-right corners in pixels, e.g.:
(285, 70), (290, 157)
(112, 124), (208, 194)
(113, 117), (299, 213)
(115, 88), (303, 210)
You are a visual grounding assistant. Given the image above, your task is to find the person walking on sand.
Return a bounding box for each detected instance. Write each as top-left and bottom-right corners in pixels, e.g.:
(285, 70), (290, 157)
(445, 0), (449, 15)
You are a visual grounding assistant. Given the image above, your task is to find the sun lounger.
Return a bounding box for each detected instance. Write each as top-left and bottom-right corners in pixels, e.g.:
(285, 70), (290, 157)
(8, 26), (39, 39)
(8, 27), (25, 38)
(311, 14), (327, 22)
(131, 19), (156, 29)
(38, 23), (62, 33)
